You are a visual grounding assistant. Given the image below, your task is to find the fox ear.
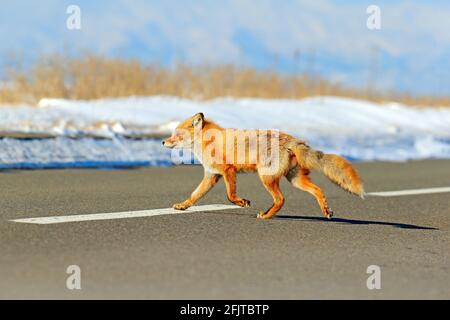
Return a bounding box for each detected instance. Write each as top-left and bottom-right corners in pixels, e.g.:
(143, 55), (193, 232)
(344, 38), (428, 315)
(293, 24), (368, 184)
(192, 113), (204, 128)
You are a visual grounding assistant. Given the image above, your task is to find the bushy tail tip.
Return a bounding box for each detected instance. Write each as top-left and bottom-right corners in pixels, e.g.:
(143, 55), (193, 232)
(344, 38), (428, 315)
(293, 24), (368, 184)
(291, 143), (365, 198)
(321, 154), (365, 198)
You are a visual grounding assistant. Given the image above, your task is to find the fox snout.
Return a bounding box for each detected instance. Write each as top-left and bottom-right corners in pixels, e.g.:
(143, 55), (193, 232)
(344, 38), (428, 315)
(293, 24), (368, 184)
(163, 130), (191, 149)
(162, 137), (177, 148)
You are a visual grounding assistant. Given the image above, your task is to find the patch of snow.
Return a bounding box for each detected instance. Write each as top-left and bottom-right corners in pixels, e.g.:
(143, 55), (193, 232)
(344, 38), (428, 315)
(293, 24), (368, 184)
(1, 95), (450, 168)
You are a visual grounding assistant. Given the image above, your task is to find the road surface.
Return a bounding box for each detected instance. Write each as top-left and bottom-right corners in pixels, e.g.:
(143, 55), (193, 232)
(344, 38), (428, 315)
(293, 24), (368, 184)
(0, 160), (449, 299)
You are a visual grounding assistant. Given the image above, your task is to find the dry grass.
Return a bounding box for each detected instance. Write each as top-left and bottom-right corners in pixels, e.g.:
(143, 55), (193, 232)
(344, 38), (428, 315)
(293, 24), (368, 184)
(1, 54), (449, 107)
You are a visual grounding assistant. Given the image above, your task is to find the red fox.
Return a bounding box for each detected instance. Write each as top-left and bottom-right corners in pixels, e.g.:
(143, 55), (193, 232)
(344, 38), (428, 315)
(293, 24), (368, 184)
(163, 113), (365, 219)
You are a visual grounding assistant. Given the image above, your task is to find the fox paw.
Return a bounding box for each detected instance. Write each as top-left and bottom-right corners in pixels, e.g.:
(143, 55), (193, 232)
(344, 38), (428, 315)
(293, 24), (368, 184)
(235, 199), (251, 208)
(323, 207), (334, 219)
(256, 211), (272, 220)
(173, 202), (191, 210)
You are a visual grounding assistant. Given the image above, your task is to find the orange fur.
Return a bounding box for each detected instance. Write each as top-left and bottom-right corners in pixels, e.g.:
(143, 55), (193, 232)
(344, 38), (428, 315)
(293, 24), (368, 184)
(163, 113), (365, 219)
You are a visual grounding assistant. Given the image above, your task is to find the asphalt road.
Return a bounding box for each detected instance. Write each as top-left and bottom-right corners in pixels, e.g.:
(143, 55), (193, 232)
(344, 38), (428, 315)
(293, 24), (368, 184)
(0, 160), (449, 299)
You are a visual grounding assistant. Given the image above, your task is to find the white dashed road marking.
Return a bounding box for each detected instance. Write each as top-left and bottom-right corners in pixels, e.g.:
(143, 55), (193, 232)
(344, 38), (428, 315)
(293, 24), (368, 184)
(9, 186), (450, 224)
(10, 204), (241, 225)
(368, 186), (450, 197)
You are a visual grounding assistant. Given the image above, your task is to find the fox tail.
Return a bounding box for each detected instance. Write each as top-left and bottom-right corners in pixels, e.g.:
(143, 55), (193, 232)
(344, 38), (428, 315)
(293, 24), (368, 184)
(291, 143), (365, 198)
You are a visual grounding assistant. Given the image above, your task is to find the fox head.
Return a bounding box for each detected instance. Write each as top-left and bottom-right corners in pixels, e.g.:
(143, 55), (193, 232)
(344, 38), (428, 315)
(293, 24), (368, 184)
(162, 112), (205, 149)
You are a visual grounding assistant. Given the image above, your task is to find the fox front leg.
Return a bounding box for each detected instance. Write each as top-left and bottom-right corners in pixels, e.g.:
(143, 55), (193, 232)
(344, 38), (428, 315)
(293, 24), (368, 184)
(173, 173), (221, 210)
(223, 167), (251, 208)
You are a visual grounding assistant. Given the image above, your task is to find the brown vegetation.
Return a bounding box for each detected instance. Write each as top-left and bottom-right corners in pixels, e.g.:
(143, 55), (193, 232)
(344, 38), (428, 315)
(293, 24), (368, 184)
(1, 54), (449, 107)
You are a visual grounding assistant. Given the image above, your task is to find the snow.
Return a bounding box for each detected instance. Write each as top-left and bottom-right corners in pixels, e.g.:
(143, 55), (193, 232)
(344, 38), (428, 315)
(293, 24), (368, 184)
(1, 96), (450, 168)
(0, 138), (171, 169)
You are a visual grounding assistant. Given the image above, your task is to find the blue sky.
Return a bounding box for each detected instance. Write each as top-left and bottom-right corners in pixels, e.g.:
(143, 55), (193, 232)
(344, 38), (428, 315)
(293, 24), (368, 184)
(1, 0), (450, 95)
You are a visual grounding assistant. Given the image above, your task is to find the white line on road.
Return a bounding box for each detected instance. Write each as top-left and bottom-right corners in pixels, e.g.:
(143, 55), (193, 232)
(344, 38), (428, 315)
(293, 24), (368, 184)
(10, 186), (450, 225)
(10, 204), (241, 225)
(368, 186), (450, 197)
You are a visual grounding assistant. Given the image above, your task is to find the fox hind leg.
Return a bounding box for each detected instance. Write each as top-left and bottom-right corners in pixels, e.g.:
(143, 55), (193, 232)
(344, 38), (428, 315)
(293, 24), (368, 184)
(257, 174), (285, 220)
(288, 168), (334, 219)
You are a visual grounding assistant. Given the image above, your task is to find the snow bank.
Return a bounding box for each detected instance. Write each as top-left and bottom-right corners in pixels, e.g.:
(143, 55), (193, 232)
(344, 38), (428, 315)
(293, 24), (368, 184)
(0, 138), (171, 169)
(1, 96), (450, 168)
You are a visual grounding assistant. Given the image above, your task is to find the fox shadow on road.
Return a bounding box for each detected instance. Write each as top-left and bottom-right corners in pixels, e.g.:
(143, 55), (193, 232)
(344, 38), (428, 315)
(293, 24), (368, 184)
(276, 215), (438, 230)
